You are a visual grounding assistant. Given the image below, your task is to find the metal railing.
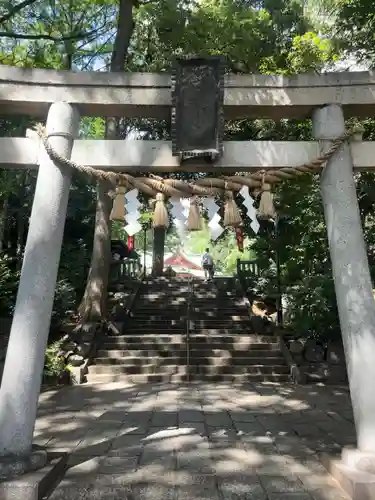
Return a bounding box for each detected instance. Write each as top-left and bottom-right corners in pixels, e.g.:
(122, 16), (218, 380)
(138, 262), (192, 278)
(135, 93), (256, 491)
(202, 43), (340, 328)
(185, 277), (193, 382)
(109, 258), (142, 283)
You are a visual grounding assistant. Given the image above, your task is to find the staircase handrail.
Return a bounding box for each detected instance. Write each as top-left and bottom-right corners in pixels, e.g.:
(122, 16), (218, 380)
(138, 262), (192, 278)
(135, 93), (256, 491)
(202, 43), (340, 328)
(186, 277), (193, 382)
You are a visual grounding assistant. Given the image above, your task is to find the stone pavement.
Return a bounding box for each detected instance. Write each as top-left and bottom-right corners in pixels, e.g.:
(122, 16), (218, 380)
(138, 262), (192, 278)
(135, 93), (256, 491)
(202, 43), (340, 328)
(34, 382), (356, 499)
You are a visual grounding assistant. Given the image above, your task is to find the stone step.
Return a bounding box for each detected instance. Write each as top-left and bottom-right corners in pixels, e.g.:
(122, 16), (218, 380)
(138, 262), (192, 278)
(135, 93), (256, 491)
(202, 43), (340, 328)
(189, 334), (276, 342)
(100, 343), (186, 353)
(93, 355), (285, 367)
(104, 333), (185, 341)
(124, 324), (186, 331)
(97, 349), (284, 359)
(191, 364), (289, 375)
(188, 343), (281, 352)
(133, 309), (247, 316)
(190, 316), (251, 321)
(94, 356), (188, 365)
(190, 359), (286, 367)
(127, 320), (250, 326)
(88, 363), (188, 375)
(85, 372), (290, 384)
(103, 333), (275, 342)
(89, 362), (288, 376)
(86, 373), (189, 384)
(101, 341), (280, 353)
(189, 327), (257, 333)
(191, 305), (248, 311)
(137, 294), (190, 299)
(134, 301), (187, 308)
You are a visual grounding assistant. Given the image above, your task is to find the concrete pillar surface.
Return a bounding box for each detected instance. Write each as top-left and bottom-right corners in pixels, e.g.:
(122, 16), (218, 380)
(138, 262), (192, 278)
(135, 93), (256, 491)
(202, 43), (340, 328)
(313, 104), (375, 452)
(0, 102), (80, 456)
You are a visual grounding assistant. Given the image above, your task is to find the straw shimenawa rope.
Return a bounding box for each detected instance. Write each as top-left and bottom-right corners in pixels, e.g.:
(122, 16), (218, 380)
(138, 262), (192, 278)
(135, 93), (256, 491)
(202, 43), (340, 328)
(35, 123), (360, 197)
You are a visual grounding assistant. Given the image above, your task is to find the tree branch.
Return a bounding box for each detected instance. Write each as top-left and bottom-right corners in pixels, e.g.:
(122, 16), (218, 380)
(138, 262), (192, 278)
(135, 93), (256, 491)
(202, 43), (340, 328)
(0, 27), (103, 41)
(0, 0), (39, 24)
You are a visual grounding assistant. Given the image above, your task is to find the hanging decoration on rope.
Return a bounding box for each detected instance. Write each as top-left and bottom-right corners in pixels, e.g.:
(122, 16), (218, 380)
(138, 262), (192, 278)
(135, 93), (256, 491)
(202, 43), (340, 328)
(201, 197), (224, 241)
(152, 193), (169, 229)
(235, 228), (244, 252)
(239, 185), (260, 235)
(223, 191), (242, 227)
(170, 197), (187, 237)
(127, 236), (135, 251)
(124, 189), (142, 236)
(208, 213), (224, 241)
(187, 196), (202, 231)
(110, 186), (126, 222)
(258, 172), (276, 220)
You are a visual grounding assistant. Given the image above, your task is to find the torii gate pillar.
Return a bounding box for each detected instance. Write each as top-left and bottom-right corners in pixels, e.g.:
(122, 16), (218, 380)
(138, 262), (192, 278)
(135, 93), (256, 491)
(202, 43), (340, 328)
(313, 104), (375, 460)
(0, 102), (80, 462)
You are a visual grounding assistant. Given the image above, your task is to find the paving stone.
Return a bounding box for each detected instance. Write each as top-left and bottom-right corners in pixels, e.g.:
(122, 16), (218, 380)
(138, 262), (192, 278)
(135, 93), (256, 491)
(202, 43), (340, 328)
(268, 494), (313, 500)
(259, 475), (307, 494)
(46, 429), (88, 452)
(48, 482), (92, 500)
(96, 410), (128, 422)
(204, 412), (234, 428)
(176, 474), (220, 500)
(179, 409), (205, 422)
(108, 434), (144, 457)
(291, 424), (323, 438)
(233, 422), (267, 435)
(88, 484), (133, 499)
(218, 473), (267, 500)
(33, 382), (354, 500)
(138, 448), (177, 469)
(132, 483), (176, 500)
(176, 453), (214, 474)
(74, 427), (119, 455)
(310, 487), (351, 500)
(117, 423), (149, 435)
(150, 412), (179, 427)
(229, 411), (257, 423)
(98, 455), (139, 473)
(256, 458), (302, 477)
(65, 455), (103, 479)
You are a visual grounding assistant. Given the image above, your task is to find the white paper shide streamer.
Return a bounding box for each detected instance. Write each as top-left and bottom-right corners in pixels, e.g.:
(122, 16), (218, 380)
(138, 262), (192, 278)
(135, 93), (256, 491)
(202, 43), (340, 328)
(124, 189), (142, 236)
(170, 197), (188, 242)
(202, 198), (224, 241)
(240, 186), (260, 234)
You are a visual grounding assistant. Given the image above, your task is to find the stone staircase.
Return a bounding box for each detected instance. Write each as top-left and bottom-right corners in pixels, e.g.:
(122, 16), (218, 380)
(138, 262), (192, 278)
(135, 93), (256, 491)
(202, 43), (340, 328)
(86, 278), (188, 384)
(86, 277), (290, 384)
(188, 280), (289, 382)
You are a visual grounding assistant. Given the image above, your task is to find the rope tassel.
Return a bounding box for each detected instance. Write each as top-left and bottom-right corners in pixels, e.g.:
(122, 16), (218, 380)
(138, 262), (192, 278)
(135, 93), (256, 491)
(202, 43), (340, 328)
(110, 186), (126, 222)
(152, 193), (169, 228)
(223, 191), (242, 227)
(187, 197), (202, 231)
(258, 173), (276, 220)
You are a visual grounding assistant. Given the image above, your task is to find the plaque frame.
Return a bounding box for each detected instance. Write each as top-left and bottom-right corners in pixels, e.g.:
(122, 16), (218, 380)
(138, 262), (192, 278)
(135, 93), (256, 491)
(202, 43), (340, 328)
(171, 55), (225, 161)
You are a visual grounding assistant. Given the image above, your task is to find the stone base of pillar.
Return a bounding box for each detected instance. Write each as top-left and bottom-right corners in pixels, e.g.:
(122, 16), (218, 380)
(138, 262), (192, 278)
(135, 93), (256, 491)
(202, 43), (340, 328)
(0, 445), (47, 480)
(0, 446), (67, 500)
(321, 448), (375, 499)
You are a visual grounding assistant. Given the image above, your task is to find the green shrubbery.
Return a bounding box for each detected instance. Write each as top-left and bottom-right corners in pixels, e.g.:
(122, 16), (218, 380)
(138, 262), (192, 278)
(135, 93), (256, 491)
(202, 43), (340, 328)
(43, 339), (71, 384)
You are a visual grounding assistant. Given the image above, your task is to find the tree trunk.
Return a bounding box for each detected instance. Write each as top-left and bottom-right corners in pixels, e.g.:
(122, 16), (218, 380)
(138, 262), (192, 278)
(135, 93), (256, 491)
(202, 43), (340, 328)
(16, 171), (29, 268)
(78, 0), (135, 322)
(0, 196), (8, 254)
(78, 178), (113, 320)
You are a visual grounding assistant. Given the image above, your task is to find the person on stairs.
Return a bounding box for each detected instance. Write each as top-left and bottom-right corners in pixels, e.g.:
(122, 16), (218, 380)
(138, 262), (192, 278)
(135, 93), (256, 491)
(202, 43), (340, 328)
(202, 248), (214, 282)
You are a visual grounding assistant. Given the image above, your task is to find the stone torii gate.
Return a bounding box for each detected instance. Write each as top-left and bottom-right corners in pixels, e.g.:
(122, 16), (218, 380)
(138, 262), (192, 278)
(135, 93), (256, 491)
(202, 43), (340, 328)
(1, 63), (375, 495)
